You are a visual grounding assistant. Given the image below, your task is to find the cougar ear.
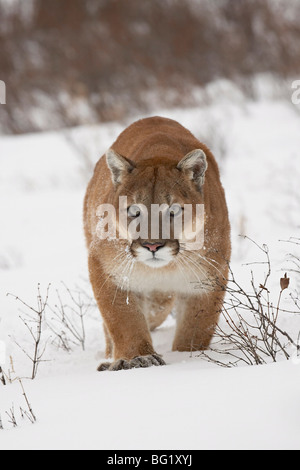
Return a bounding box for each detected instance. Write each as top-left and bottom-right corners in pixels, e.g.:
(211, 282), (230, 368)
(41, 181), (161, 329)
(106, 149), (135, 185)
(177, 149), (208, 190)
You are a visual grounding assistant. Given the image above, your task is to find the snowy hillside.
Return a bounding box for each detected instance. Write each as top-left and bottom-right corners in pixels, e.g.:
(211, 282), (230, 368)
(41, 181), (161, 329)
(0, 92), (300, 449)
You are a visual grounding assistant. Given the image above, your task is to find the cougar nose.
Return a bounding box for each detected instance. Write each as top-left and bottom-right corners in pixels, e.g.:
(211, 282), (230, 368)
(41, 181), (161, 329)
(142, 242), (165, 252)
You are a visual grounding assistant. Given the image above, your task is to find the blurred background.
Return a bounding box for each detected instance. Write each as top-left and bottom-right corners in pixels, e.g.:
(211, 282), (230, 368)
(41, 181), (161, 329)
(1, 0), (300, 134)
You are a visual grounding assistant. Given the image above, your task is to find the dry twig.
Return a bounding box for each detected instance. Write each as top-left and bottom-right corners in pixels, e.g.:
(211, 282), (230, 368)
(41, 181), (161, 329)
(7, 284), (51, 379)
(200, 238), (300, 367)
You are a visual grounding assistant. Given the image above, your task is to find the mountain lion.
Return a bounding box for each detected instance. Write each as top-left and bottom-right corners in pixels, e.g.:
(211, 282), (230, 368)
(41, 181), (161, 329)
(84, 116), (231, 371)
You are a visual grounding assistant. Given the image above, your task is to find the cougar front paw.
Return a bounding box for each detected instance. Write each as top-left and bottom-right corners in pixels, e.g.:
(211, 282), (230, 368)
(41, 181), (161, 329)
(97, 354), (166, 372)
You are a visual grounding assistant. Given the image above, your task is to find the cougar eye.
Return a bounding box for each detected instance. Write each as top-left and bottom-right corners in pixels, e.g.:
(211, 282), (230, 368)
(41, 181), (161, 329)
(127, 205), (141, 218)
(168, 204), (183, 217)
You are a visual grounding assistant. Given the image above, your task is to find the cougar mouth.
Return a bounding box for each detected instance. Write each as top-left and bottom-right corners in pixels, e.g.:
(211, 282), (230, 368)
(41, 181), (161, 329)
(130, 239), (179, 268)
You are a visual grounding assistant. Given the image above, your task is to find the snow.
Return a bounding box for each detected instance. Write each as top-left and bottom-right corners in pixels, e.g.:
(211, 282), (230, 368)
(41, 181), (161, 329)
(1, 87), (300, 449)
(1, 360), (300, 450)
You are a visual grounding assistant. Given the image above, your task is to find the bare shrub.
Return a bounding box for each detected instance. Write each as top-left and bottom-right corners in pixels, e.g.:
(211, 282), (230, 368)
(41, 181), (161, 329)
(0, 366), (6, 386)
(18, 378), (36, 424)
(200, 238), (300, 367)
(7, 284), (51, 379)
(47, 282), (95, 352)
(1, 379), (37, 429)
(0, 354), (37, 429)
(1, 356), (18, 385)
(6, 280), (95, 369)
(5, 404), (18, 428)
(283, 238), (300, 277)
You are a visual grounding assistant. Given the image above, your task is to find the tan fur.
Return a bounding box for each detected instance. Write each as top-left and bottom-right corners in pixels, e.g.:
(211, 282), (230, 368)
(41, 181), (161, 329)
(84, 116), (231, 370)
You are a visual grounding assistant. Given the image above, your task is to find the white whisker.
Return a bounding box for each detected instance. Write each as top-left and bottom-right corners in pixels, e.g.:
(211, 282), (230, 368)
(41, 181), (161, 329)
(186, 251), (226, 279)
(112, 257), (132, 305)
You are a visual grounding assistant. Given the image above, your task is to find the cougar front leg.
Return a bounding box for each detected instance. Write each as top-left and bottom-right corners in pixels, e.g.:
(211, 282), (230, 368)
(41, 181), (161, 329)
(103, 323), (113, 358)
(89, 254), (165, 371)
(172, 291), (224, 352)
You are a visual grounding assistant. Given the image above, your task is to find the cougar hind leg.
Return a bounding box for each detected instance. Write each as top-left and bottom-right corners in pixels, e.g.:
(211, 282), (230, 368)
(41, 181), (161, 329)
(142, 293), (175, 331)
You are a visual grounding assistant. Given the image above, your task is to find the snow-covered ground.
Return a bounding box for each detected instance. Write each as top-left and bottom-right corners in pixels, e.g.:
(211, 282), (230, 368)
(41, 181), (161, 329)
(1, 360), (300, 450)
(0, 88), (300, 449)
